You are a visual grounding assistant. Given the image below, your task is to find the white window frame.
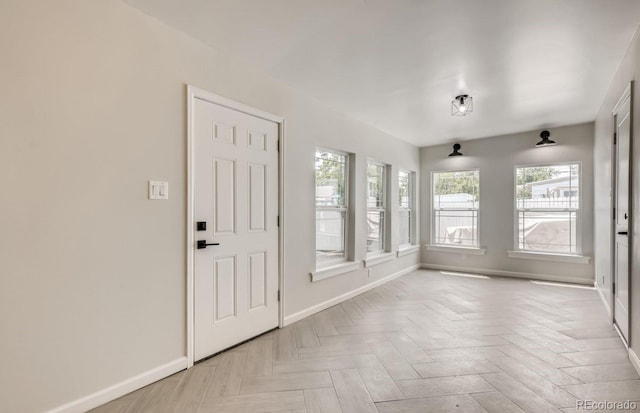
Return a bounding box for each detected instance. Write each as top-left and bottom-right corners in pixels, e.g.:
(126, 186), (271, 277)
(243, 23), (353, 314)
(513, 162), (582, 255)
(398, 169), (414, 248)
(315, 148), (349, 269)
(366, 160), (387, 255)
(431, 169), (480, 248)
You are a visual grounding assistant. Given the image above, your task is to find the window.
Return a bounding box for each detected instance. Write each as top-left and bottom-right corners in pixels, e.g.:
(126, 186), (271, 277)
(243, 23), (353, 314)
(315, 149), (348, 267)
(398, 170), (413, 246)
(366, 161), (386, 254)
(515, 163), (580, 253)
(432, 170), (480, 247)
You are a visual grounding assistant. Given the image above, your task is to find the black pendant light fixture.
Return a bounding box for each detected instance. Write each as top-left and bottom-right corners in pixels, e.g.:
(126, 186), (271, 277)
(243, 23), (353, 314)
(448, 143), (463, 156)
(536, 130), (556, 147)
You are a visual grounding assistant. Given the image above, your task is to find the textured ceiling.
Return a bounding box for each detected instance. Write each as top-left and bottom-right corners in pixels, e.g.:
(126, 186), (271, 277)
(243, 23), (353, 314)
(124, 0), (640, 146)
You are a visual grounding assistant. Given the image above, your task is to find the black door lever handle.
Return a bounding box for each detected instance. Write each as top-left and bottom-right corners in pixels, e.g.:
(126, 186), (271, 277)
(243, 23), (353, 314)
(617, 231), (628, 235)
(197, 240), (220, 249)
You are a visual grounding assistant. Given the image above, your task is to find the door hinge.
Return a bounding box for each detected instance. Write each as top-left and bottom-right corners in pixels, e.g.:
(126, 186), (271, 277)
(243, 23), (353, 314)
(277, 140), (280, 152)
(613, 282), (616, 294)
(277, 290), (281, 302)
(277, 215), (280, 227)
(613, 207), (616, 220)
(614, 133), (617, 144)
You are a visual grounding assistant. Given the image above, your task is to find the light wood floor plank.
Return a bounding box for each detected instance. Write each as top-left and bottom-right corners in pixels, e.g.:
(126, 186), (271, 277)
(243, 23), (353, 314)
(561, 362), (640, 383)
(561, 349), (630, 366)
(563, 380), (640, 402)
(240, 371), (333, 394)
(471, 391), (526, 413)
(304, 387), (343, 413)
(353, 355), (404, 402)
(309, 311), (340, 337)
(490, 356), (577, 408)
(273, 325), (297, 362)
(245, 338), (273, 377)
(198, 390), (305, 413)
(376, 394), (489, 413)
(498, 345), (582, 385)
(482, 372), (563, 413)
(273, 356), (354, 375)
(294, 319), (321, 348)
(385, 332), (434, 363)
(413, 359), (500, 378)
(330, 369), (378, 413)
(370, 341), (420, 380)
(202, 351), (247, 399)
(397, 375), (494, 399)
(167, 363), (216, 412)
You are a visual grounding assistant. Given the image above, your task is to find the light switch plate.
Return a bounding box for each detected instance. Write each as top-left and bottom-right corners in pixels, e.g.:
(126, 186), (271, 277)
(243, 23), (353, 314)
(149, 180), (169, 200)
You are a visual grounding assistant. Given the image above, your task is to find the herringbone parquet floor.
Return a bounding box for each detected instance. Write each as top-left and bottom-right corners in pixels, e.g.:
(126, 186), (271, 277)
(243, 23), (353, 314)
(91, 269), (640, 413)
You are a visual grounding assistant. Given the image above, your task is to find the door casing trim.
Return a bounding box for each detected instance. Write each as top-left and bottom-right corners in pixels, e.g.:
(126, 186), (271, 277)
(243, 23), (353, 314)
(610, 80), (633, 345)
(186, 85), (285, 367)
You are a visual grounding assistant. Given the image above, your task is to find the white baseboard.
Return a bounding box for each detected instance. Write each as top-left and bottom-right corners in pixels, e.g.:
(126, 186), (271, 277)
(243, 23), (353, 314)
(629, 348), (640, 376)
(283, 264), (421, 326)
(594, 281), (612, 320)
(420, 263), (594, 285)
(46, 357), (188, 413)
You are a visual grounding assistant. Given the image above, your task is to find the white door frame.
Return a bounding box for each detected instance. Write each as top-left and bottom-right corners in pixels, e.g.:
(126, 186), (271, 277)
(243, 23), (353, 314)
(610, 81), (633, 345)
(186, 85), (285, 368)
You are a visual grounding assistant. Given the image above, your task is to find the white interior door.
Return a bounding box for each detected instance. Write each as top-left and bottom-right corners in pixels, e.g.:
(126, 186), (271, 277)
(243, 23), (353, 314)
(193, 96), (279, 361)
(613, 90), (631, 342)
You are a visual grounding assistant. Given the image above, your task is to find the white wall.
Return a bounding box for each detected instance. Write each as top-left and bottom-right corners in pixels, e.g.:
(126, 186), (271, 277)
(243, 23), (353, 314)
(593, 28), (640, 353)
(420, 123), (595, 284)
(0, 1), (420, 412)
(283, 107), (421, 320)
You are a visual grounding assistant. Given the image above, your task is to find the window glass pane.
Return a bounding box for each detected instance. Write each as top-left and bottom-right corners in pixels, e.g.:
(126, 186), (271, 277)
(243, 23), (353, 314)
(515, 163), (580, 253)
(516, 164), (579, 209)
(398, 170), (413, 246)
(398, 210), (411, 245)
(399, 170), (410, 208)
(433, 170), (479, 209)
(518, 211), (577, 253)
(366, 210), (384, 253)
(432, 170), (479, 247)
(315, 150), (346, 207)
(367, 163), (385, 208)
(315, 148), (348, 268)
(316, 209), (345, 264)
(433, 209), (478, 246)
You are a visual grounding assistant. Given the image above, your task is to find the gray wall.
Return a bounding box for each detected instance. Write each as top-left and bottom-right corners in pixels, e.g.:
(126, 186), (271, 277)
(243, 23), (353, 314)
(420, 123), (595, 283)
(0, 1), (420, 411)
(594, 28), (640, 352)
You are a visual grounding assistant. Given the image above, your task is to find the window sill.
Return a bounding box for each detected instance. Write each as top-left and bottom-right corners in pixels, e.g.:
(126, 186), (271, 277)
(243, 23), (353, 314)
(364, 252), (395, 267)
(424, 244), (487, 256)
(397, 245), (421, 257)
(311, 261), (361, 282)
(507, 250), (591, 264)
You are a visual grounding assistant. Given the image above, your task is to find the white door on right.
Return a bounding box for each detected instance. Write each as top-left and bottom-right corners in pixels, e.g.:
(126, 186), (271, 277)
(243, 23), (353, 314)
(613, 89), (631, 342)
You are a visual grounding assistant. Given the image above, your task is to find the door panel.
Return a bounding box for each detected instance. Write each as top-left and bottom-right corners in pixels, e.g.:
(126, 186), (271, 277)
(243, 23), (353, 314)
(194, 97), (279, 361)
(614, 93), (631, 342)
(214, 122), (236, 145)
(214, 255), (237, 322)
(248, 251), (267, 309)
(249, 163), (267, 232)
(215, 158), (236, 235)
(248, 130), (267, 151)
